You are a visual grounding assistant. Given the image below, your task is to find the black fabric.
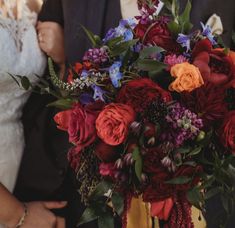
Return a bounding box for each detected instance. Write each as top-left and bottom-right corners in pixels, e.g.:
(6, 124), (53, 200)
(14, 0), (235, 228)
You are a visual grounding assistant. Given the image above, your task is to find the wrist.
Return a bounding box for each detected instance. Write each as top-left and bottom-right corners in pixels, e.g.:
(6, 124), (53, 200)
(6, 202), (25, 228)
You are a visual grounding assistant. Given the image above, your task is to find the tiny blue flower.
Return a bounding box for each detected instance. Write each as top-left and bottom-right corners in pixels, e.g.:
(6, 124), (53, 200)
(119, 18), (136, 29)
(123, 29), (134, 41)
(81, 70), (89, 78)
(103, 28), (116, 42)
(109, 61), (123, 88)
(177, 33), (191, 52)
(200, 22), (217, 45)
(91, 85), (106, 101)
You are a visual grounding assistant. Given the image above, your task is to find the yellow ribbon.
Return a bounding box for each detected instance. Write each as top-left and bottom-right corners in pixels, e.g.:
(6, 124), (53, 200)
(126, 197), (206, 228)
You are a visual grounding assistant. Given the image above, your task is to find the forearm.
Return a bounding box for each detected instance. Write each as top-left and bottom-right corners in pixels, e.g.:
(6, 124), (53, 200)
(0, 184), (24, 227)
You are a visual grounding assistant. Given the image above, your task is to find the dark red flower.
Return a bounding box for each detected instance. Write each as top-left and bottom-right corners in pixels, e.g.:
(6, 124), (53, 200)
(68, 101), (104, 152)
(135, 17), (180, 52)
(219, 111), (235, 154)
(173, 165), (202, 191)
(95, 141), (119, 162)
(193, 39), (235, 87)
(181, 82), (228, 127)
(116, 78), (172, 113)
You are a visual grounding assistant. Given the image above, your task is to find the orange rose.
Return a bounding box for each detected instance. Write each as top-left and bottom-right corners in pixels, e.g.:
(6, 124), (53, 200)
(150, 197), (174, 220)
(96, 103), (135, 145)
(169, 62), (204, 92)
(54, 110), (72, 131)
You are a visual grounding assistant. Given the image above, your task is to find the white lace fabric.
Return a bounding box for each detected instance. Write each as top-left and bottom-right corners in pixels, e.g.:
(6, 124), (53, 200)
(0, 0), (46, 194)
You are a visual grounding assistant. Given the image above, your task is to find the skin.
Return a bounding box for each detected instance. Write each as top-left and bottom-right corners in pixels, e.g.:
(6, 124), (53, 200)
(0, 1), (66, 227)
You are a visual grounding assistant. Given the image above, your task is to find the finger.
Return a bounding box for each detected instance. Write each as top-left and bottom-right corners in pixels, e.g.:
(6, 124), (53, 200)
(56, 217), (66, 228)
(43, 201), (67, 210)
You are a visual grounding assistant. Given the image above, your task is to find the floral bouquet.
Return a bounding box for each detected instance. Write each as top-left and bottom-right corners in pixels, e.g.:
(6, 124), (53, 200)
(16, 0), (235, 227)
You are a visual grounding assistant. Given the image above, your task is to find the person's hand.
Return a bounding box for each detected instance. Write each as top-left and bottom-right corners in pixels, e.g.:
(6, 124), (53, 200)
(20, 201), (66, 228)
(37, 21), (65, 66)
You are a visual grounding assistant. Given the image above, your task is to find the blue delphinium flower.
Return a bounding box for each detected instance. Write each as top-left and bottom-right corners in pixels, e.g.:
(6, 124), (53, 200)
(177, 33), (191, 52)
(200, 22), (217, 45)
(79, 93), (94, 105)
(80, 70), (89, 78)
(103, 18), (136, 42)
(109, 61), (123, 88)
(91, 85), (106, 101)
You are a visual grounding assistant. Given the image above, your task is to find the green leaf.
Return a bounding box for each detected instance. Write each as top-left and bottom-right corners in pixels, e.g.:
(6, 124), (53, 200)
(47, 98), (73, 109)
(81, 25), (100, 47)
(171, 0), (179, 18)
(21, 76), (31, 90)
(98, 214), (114, 228)
(187, 187), (203, 209)
(132, 147), (143, 181)
(177, 146), (191, 154)
(90, 180), (113, 199)
(178, 0), (193, 33)
(166, 176), (191, 184)
(111, 192), (124, 216)
(188, 147), (202, 156)
(111, 39), (138, 56)
(107, 36), (123, 48)
(205, 187), (221, 200)
(78, 207), (99, 226)
(139, 46), (164, 59)
(137, 59), (166, 72)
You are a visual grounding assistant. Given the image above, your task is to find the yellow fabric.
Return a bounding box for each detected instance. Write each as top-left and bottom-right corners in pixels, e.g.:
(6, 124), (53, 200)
(127, 197), (206, 228)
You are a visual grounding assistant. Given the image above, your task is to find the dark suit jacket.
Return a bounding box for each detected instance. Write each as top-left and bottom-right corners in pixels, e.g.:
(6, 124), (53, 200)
(14, 0), (235, 228)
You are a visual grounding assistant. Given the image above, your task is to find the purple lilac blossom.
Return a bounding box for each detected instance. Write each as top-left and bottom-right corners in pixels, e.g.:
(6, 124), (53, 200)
(109, 61), (123, 88)
(163, 102), (203, 147)
(83, 47), (109, 65)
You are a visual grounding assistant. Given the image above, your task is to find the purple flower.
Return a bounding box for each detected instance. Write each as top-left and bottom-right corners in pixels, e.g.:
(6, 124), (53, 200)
(177, 33), (191, 52)
(103, 18), (136, 42)
(163, 102), (203, 147)
(200, 22), (217, 45)
(109, 61), (123, 88)
(83, 47), (109, 65)
(79, 93), (94, 105)
(91, 85), (106, 101)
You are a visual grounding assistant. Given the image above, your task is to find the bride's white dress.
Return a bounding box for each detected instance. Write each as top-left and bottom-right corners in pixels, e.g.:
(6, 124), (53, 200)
(0, 0), (46, 195)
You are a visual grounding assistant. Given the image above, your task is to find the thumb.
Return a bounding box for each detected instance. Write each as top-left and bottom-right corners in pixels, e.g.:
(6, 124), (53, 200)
(43, 201), (67, 209)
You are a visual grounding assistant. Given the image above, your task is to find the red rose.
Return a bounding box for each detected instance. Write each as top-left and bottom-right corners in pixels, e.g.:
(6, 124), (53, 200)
(68, 101), (104, 152)
(95, 141), (119, 162)
(135, 17), (180, 52)
(219, 111), (235, 154)
(54, 110), (72, 131)
(96, 103), (135, 145)
(193, 39), (235, 87)
(116, 78), (172, 113)
(181, 82), (228, 127)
